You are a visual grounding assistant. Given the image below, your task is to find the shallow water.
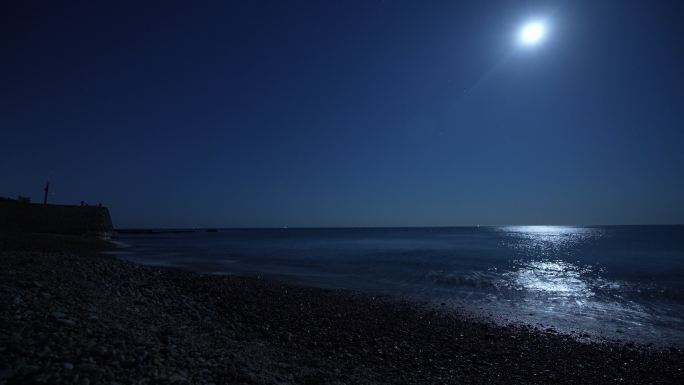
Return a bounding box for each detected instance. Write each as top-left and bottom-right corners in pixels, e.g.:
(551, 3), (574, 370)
(112, 225), (684, 345)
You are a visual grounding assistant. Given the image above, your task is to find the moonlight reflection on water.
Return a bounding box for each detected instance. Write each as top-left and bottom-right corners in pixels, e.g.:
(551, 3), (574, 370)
(507, 260), (593, 299)
(491, 226), (654, 330)
(498, 226), (606, 305)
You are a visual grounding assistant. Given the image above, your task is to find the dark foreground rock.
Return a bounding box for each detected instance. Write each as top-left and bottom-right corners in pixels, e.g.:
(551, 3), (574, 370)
(0, 233), (682, 384)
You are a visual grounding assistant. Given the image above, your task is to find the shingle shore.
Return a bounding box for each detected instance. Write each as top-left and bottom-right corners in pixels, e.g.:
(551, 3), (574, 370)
(1, 233), (682, 384)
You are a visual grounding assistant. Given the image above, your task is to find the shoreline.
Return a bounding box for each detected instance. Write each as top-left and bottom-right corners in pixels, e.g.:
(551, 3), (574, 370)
(111, 231), (684, 349)
(111, 255), (674, 350)
(1, 233), (683, 384)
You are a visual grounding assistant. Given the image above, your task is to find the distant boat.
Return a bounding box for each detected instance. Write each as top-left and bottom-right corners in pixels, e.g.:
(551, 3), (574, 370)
(206, 228), (218, 233)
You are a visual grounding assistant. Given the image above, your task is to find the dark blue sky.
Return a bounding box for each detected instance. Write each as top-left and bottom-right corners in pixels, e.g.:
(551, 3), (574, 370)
(2, 0), (683, 228)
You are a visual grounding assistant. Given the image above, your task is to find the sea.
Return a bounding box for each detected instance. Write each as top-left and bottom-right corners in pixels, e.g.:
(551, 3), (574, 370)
(112, 225), (684, 345)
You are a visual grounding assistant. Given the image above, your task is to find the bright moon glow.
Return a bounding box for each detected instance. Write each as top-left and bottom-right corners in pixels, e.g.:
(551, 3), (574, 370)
(518, 21), (547, 46)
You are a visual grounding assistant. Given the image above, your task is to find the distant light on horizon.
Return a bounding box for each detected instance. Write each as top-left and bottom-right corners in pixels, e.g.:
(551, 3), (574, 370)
(518, 20), (547, 47)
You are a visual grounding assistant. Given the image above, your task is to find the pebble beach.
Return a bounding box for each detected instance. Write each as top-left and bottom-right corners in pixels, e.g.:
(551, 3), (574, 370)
(1, 233), (682, 384)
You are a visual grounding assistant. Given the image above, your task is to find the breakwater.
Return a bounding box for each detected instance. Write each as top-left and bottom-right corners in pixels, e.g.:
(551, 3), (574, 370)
(0, 199), (113, 237)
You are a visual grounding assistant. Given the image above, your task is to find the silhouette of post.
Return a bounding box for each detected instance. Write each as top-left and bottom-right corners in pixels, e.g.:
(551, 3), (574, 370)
(43, 182), (50, 205)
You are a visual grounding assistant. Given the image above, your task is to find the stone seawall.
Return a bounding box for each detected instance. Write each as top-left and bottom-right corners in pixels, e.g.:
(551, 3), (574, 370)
(0, 200), (113, 237)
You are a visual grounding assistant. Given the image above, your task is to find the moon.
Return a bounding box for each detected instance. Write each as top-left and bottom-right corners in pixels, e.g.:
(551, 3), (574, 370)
(518, 21), (547, 47)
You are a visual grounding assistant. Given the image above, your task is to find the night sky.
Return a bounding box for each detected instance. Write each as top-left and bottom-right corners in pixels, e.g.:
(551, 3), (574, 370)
(2, 1), (683, 228)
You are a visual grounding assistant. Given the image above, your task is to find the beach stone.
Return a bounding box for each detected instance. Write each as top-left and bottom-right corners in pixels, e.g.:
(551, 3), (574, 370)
(91, 345), (108, 357)
(51, 311), (66, 319)
(57, 318), (76, 326)
(168, 373), (188, 383)
(300, 372), (326, 385)
(0, 369), (15, 380)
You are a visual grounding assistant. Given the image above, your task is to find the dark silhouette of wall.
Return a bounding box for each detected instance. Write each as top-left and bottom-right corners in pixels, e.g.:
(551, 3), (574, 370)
(0, 199), (113, 237)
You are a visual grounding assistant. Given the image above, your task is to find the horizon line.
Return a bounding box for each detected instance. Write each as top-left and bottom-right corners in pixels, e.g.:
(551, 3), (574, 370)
(114, 223), (684, 231)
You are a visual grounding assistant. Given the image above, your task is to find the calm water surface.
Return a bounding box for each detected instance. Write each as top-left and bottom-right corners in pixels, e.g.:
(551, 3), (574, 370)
(113, 226), (684, 345)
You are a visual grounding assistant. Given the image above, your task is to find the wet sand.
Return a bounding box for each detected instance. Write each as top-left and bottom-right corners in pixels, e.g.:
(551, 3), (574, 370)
(1, 233), (682, 384)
